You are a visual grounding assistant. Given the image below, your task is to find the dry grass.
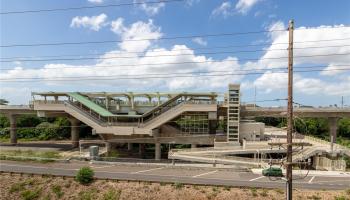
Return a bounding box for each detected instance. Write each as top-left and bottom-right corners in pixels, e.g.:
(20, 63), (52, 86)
(0, 174), (348, 200)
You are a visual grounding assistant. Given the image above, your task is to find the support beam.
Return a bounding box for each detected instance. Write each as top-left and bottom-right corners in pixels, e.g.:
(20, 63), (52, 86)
(106, 142), (111, 154)
(69, 118), (80, 148)
(127, 143), (133, 151)
(155, 142), (161, 160)
(9, 115), (17, 145)
(139, 144), (145, 158)
(329, 117), (338, 152)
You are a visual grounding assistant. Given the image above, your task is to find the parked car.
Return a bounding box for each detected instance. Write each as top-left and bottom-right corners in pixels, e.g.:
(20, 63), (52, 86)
(262, 167), (283, 177)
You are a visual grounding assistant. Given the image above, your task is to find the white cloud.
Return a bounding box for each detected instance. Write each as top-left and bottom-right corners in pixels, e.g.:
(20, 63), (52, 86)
(192, 37), (207, 46)
(253, 72), (350, 96)
(235, 0), (261, 14)
(133, 0), (165, 15)
(1, 19), (243, 93)
(211, 1), (233, 18)
(70, 13), (108, 31)
(88, 0), (103, 4)
(247, 22), (350, 97)
(110, 18), (162, 52)
(245, 22), (350, 70)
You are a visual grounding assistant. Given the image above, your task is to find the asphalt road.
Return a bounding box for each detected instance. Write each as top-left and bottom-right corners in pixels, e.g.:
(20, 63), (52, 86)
(0, 160), (349, 190)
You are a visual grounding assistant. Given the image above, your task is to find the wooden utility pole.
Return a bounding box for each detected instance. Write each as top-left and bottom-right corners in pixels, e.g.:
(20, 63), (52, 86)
(286, 19), (294, 200)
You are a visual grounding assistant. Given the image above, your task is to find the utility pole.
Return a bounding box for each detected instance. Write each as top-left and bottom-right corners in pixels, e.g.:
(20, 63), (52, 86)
(254, 86), (257, 108)
(286, 19), (294, 200)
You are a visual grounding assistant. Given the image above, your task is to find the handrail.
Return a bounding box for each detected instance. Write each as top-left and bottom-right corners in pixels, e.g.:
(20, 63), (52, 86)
(64, 101), (107, 126)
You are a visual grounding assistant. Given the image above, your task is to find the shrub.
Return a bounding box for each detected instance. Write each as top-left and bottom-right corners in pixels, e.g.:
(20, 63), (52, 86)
(173, 182), (184, 189)
(334, 196), (347, 200)
(250, 187), (258, 197)
(103, 189), (121, 200)
(51, 185), (64, 198)
(9, 182), (25, 193)
(75, 167), (94, 184)
(78, 189), (97, 200)
(260, 189), (268, 197)
(21, 188), (42, 200)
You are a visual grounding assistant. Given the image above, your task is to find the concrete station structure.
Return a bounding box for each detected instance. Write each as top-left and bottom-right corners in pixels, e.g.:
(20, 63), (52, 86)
(1, 84), (350, 169)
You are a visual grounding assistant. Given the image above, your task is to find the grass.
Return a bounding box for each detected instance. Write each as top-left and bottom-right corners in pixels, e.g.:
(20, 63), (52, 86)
(21, 188), (42, 200)
(250, 187), (258, 197)
(308, 194), (321, 200)
(9, 182), (26, 193)
(51, 185), (64, 199)
(173, 182), (184, 189)
(102, 189), (121, 200)
(260, 189), (269, 197)
(275, 188), (284, 194)
(0, 150), (61, 163)
(334, 196), (348, 200)
(78, 189), (97, 200)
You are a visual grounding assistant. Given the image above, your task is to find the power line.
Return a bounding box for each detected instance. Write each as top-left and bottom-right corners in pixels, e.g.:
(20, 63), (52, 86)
(1, 53), (349, 71)
(0, 29), (288, 48)
(1, 64), (345, 80)
(2, 38), (350, 61)
(1, 27), (349, 48)
(2, 44), (350, 63)
(1, 68), (349, 82)
(0, 0), (184, 15)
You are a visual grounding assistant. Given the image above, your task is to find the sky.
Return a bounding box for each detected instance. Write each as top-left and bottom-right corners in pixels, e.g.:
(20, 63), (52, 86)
(0, 0), (350, 106)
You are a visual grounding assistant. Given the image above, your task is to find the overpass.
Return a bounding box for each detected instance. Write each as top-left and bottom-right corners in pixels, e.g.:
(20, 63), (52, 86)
(241, 106), (350, 118)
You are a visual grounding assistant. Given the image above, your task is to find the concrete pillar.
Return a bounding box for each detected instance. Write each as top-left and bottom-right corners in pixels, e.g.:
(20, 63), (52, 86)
(129, 95), (135, 110)
(127, 143), (133, 151)
(329, 117), (338, 151)
(106, 142), (111, 154)
(105, 96), (110, 109)
(157, 94), (161, 106)
(155, 143), (161, 160)
(139, 144), (145, 157)
(9, 115), (17, 145)
(191, 144), (197, 149)
(70, 118), (80, 148)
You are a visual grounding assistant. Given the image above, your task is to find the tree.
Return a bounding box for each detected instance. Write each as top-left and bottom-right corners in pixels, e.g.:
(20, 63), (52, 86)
(0, 99), (9, 105)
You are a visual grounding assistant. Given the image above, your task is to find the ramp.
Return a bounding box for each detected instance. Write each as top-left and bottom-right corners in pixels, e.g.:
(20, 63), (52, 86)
(67, 92), (115, 117)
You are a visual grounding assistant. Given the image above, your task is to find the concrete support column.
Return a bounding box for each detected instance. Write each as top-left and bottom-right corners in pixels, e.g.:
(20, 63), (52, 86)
(329, 117), (338, 151)
(139, 144), (145, 157)
(191, 144), (197, 149)
(127, 143), (133, 151)
(69, 118), (80, 148)
(9, 115), (17, 145)
(155, 142), (161, 160)
(106, 142), (111, 154)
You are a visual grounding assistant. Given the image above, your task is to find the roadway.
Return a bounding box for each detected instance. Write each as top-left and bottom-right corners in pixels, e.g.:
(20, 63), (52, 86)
(0, 160), (349, 190)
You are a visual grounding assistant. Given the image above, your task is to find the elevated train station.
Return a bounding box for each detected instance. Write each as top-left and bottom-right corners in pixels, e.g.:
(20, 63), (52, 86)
(1, 84), (350, 169)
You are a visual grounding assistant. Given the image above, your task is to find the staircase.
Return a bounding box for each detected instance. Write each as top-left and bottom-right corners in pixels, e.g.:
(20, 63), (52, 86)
(33, 93), (217, 136)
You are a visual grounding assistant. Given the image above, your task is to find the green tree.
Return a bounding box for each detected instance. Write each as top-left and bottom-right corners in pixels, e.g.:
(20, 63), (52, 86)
(0, 99), (9, 105)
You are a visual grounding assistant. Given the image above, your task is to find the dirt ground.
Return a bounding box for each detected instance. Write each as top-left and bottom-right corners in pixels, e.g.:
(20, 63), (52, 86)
(0, 174), (349, 200)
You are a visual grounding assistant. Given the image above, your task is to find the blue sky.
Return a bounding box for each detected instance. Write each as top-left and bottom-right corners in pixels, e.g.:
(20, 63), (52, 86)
(1, 0), (350, 106)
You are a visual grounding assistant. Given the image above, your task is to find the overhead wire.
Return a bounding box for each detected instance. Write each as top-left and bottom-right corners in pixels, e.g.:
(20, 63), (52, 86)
(1, 44), (350, 63)
(1, 26), (349, 48)
(1, 53), (349, 71)
(2, 38), (350, 61)
(0, 0), (184, 15)
(1, 67), (350, 82)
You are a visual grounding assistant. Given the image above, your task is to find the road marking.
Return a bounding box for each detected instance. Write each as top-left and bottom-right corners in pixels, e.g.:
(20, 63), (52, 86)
(131, 167), (164, 174)
(308, 176), (316, 184)
(193, 170), (218, 178)
(249, 176), (264, 182)
(90, 165), (113, 169)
